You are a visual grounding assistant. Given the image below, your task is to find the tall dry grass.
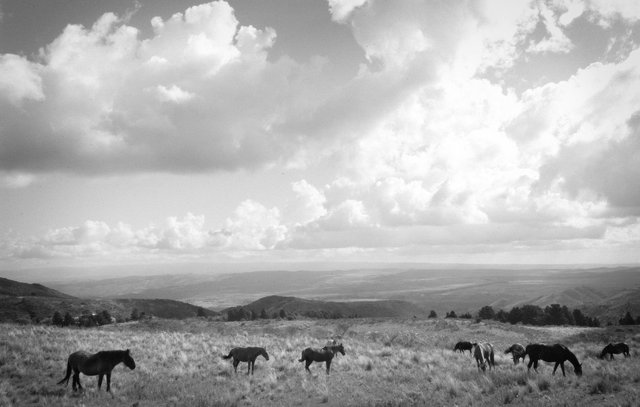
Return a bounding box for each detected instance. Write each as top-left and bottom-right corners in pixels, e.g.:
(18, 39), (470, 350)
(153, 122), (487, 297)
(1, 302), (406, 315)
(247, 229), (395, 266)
(0, 318), (638, 406)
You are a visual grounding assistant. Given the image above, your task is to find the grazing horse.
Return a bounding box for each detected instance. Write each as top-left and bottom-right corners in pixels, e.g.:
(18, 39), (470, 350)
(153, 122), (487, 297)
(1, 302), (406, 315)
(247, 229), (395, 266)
(505, 343), (526, 365)
(57, 349), (135, 392)
(222, 347), (269, 375)
(453, 341), (473, 355)
(472, 342), (495, 372)
(525, 344), (582, 377)
(600, 343), (630, 360)
(299, 343), (345, 374)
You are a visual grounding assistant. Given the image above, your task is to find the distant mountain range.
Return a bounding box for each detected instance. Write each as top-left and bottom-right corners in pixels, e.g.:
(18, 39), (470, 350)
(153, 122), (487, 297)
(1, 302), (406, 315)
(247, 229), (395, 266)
(0, 277), (217, 323)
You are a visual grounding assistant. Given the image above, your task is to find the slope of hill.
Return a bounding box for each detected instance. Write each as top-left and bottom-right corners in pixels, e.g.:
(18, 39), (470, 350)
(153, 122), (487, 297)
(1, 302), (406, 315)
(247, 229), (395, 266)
(228, 295), (429, 319)
(0, 277), (217, 323)
(0, 276), (74, 298)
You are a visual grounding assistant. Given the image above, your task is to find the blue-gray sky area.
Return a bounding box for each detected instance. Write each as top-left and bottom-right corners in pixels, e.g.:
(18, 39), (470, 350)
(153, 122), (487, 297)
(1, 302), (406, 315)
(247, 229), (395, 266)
(0, 0), (639, 275)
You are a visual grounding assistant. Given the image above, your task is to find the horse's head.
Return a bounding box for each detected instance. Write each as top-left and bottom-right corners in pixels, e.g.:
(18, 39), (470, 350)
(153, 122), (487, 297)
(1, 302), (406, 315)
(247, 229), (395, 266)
(261, 349), (270, 361)
(123, 349), (136, 370)
(575, 363), (583, 376)
(336, 344), (345, 356)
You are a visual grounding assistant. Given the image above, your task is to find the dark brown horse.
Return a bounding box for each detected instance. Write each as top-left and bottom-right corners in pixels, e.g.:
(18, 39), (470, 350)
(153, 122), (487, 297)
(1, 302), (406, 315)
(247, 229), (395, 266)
(57, 349), (135, 392)
(223, 347), (269, 375)
(525, 344), (582, 377)
(299, 343), (345, 374)
(472, 342), (495, 372)
(453, 341), (473, 355)
(600, 342), (630, 360)
(505, 343), (526, 365)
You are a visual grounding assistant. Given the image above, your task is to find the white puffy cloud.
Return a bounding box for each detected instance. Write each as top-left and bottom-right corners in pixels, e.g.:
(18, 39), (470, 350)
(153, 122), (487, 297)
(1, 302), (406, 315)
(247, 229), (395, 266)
(526, 2), (574, 54)
(0, 54), (44, 105)
(0, 2), (323, 176)
(328, 0), (368, 22)
(221, 200), (287, 250)
(284, 180), (327, 226)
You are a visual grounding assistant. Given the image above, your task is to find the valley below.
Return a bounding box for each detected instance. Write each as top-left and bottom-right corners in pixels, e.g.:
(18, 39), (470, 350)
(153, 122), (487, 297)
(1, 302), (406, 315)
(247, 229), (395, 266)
(46, 265), (640, 324)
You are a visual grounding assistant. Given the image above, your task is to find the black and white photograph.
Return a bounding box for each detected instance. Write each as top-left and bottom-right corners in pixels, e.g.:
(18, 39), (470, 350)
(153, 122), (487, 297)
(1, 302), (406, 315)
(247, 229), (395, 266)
(1, 0), (639, 405)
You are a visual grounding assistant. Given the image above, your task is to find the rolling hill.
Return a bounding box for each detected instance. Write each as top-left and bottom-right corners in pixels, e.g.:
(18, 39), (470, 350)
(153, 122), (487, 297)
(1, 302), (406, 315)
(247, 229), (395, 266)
(0, 277), (217, 323)
(0, 276), (74, 298)
(226, 295), (430, 319)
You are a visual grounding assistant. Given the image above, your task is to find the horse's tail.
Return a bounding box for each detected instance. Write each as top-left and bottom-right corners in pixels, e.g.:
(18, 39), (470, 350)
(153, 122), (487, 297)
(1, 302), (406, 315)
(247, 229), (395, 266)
(57, 358), (72, 386)
(222, 351), (233, 360)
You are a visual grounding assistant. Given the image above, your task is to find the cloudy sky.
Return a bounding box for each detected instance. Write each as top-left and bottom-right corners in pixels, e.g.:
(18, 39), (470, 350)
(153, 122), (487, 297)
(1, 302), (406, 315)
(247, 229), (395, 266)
(1, 0), (639, 275)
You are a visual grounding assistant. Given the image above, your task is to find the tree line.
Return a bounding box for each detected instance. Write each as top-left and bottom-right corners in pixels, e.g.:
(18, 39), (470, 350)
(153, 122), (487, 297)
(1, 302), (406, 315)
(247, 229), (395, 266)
(430, 303), (612, 327)
(226, 307), (358, 321)
(50, 308), (147, 327)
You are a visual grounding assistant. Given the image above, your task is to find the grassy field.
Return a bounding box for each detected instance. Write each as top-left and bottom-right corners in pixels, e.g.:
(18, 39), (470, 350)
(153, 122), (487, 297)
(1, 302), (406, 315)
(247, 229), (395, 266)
(1, 318), (639, 406)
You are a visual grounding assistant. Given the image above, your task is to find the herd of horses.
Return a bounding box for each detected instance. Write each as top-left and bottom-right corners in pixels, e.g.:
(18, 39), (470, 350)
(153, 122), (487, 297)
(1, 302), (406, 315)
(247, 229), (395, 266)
(56, 339), (631, 393)
(57, 341), (346, 393)
(454, 341), (631, 377)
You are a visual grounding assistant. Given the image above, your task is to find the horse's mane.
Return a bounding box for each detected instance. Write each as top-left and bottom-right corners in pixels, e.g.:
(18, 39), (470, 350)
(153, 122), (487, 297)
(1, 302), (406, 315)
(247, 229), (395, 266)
(557, 344), (580, 368)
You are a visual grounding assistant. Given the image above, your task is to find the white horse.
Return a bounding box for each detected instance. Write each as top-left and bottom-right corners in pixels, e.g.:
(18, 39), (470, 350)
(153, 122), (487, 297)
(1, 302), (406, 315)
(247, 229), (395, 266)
(472, 342), (495, 372)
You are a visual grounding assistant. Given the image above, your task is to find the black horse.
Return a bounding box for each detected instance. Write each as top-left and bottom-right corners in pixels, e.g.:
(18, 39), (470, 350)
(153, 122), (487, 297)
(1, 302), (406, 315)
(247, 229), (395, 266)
(453, 341), (473, 355)
(223, 347), (269, 375)
(299, 343), (345, 374)
(505, 343), (526, 365)
(525, 344), (582, 377)
(57, 349), (136, 392)
(600, 342), (630, 360)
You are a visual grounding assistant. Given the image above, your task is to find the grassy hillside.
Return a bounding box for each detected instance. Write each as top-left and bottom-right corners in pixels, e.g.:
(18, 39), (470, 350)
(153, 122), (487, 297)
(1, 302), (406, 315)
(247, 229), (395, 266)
(0, 296), (217, 324)
(0, 276), (217, 323)
(232, 295), (430, 319)
(0, 277), (74, 298)
(1, 318), (638, 406)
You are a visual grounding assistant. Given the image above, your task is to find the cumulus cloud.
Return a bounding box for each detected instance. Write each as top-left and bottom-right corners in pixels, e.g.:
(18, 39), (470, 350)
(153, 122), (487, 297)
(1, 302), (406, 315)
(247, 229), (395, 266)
(327, 0), (368, 23)
(0, 54), (44, 105)
(220, 200), (287, 250)
(0, 2), (324, 176)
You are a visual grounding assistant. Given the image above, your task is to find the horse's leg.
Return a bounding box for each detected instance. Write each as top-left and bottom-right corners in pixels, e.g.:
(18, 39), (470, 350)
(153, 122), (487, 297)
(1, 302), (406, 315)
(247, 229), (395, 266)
(106, 372), (111, 392)
(233, 359), (239, 374)
(305, 360), (312, 373)
(247, 361), (251, 375)
(533, 360), (539, 372)
(552, 362), (559, 375)
(326, 360), (331, 375)
(72, 373), (78, 391)
(75, 372), (83, 391)
(560, 362), (565, 377)
(98, 374), (103, 390)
